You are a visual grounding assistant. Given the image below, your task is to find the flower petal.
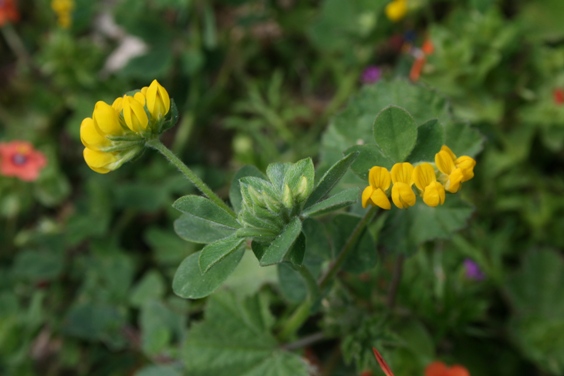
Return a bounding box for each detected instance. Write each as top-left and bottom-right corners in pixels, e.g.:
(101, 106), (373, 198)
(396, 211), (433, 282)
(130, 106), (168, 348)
(146, 79), (170, 119)
(456, 155), (476, 182)
(83, 148), (117, 172)
(369, 166), (391, 190)
(445, 169), (464, 193)
(435, 150), (456, 175)
(371, 188), (391, 210)
(362, 186), (374, 208)
(93, 101), (122, 135)
(80, 117), (109, 150)
(413, 163), (436, 191)
(391, 182), (416, 209)
(122, 96), (149, 132)
(391, 162), (414, 185)
(422, 181), (445, 207)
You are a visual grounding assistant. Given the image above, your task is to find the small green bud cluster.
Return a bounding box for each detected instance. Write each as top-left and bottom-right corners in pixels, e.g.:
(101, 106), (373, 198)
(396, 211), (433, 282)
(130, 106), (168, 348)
(237, 158), (314, 243)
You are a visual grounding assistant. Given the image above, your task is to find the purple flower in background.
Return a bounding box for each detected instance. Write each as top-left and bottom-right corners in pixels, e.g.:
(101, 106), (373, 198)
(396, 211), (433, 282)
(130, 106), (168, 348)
(464, 259), (485, 281)
(361, 66), (382, 84)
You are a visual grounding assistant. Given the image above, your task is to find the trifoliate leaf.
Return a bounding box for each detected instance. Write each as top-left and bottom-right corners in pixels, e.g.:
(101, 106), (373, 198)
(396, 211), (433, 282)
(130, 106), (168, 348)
(304, 151), (359, 208)
(406, 119), (445, 163)
(183, 292), (309, 376)
(260, 217), (302, 266)
(173, 195), (240, 244)
(373, 106), (418, 163)
(173, 247), (245, 299)
(230, 165), (267, 214)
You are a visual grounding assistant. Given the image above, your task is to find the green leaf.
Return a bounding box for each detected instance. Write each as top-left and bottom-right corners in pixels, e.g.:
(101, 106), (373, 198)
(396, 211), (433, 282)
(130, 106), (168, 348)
(140, 300), (184, 356)
(406, 119), (445, 163)
(329, 214), (377, 273)
(230, 165), (267, 213)
(266, 163), (291, 193)
(287, 232), (306, 266)
(129, 271), (166, 308)
(183, 292), (308, 376)
(199, 235), (246, 274)
(506, 249), (564, 375)
(346, 144), (394, 180)
(304, 151), (359, 208)
(173, 195), (241, 244)
(302, 188), (359, 217)
(320, 79), (468, 186)
(173, 247), (245, 299)
(260, 217), (302, 266)
(283, 158), (315, 203)
(222, 251), (278, 298)
(373, 106), (418, 162)
(135, 365), (182, 376)
(63, 302), (127, 349)
(381, 196), (475, 255)
(445, 121), (484, 158)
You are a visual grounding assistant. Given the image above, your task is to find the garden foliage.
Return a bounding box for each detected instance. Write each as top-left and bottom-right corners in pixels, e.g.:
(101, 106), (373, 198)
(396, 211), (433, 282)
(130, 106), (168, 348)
(1, 1), (564, 375)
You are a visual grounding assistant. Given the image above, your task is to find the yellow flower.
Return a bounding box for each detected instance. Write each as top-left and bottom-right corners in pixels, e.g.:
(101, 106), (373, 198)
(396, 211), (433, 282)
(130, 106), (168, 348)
(81, 80), (174, 174)
(391, 162), (416, 209)
(92, 101), (123, 136)
(413, 163), (446, 207)
(51, 0), (74, 28)
(435, 145), (476, 193)
(385, 0), (407, 22)
(122, 96), (149, 133)
(362, 166), (392, 210)
(80, 117), (110, 151)
(145, 79), (170, 120)
(83, 148), (119, 174)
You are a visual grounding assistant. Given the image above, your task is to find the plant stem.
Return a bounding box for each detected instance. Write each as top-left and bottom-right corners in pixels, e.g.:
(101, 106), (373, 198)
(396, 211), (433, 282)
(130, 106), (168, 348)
(386, 254), (405, 309)
(279, 298), (312, 341)
(279, 207), (378, 339)
(1, 24), (30, 64)
(145, 138), (236, 218)
(278, 265), (320, 340)
(318, 206), (378, 290)
(281, 332), (326, 351)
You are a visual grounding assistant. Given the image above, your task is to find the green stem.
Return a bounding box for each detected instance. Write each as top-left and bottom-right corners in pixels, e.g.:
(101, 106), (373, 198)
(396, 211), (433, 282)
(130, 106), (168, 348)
(145, 138), (236, 218)
(318, 206), (378, 290)
(278, 265), (319, 340)
(1, 24), (30, 64)
(279, 207), (378, 339)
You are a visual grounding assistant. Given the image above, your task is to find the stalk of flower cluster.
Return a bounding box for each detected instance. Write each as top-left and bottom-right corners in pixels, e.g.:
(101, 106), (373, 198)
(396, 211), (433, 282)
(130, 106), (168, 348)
(279, 206), (378, 339)
(145, 138), (236, 218)
(278, 264), (319, 340)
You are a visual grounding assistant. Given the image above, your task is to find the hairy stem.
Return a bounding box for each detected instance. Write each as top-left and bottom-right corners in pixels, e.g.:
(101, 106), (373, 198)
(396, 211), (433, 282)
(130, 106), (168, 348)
(318, 206), (378, 290)
(146, 138), (236, 218)
(386, 254), (405, 309)
(278, 265), (320, 340)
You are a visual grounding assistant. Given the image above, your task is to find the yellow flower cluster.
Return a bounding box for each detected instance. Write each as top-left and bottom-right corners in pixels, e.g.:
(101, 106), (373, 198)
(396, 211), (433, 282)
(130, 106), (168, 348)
(385, 0), (407, 22)
(51, 0), (74, 28)
(362, 146), (475, 210)
(80, 80), (171, 174)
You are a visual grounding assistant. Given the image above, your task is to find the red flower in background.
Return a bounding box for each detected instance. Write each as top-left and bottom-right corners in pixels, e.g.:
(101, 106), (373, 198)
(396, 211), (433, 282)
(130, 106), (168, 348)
(0, 141), (47, 181)
(0, 0), (19, 26)
(425, 361), (470, 376)
(553, 88), (564, 105)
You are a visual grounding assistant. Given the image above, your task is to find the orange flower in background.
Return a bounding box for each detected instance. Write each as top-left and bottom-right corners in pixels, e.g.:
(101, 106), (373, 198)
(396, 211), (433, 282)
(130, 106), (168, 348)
(0, 141), (47, 181)
(425, 361), (470, 376)
(410, 39), (434, 82)
(0, 0), (19, 25)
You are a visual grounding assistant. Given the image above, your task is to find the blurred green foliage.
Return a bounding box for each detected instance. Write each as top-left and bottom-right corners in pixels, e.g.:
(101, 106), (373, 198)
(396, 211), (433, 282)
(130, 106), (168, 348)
(1, 0), (564, 375)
